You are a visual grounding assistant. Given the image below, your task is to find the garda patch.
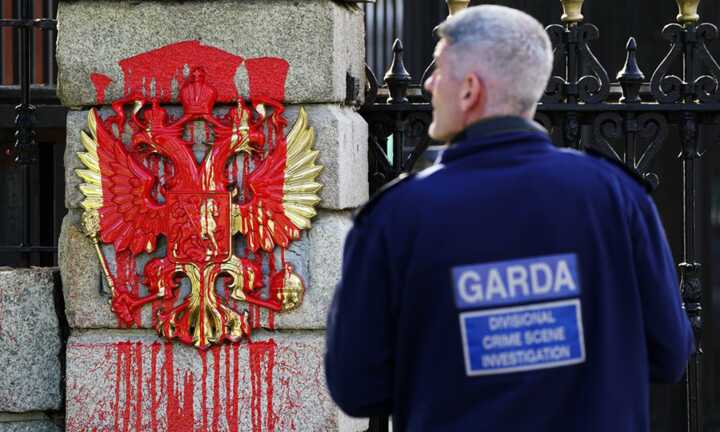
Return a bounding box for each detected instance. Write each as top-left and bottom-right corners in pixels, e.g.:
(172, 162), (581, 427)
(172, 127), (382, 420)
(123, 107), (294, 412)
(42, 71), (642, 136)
(452, 254), (579, 309)
(459, 299), (586, 375)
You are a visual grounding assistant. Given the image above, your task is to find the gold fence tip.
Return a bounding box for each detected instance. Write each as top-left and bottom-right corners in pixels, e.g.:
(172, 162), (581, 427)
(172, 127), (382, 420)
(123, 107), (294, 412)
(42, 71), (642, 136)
(446, 0), (471, 18)
(676, 0), (700, 24)
(560, 0), (584, 24)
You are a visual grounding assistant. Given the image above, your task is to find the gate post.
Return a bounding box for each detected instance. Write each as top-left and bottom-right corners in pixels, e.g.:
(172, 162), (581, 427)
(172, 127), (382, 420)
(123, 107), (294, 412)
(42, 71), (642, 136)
(56, 1), (369, 430)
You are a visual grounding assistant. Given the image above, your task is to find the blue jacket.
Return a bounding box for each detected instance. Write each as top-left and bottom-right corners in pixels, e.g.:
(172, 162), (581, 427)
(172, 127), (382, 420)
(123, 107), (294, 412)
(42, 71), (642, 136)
(325, 116), (694, 432)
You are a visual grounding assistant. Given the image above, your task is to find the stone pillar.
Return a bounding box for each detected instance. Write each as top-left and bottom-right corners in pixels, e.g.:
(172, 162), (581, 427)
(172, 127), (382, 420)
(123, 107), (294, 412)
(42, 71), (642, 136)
(56, 1), (368, 430)
(0, 269), (63, 431)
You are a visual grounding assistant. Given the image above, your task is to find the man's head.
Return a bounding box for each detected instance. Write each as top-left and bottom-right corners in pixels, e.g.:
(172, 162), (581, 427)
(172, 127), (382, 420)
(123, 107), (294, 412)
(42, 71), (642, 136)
(423, 6), (553, 142)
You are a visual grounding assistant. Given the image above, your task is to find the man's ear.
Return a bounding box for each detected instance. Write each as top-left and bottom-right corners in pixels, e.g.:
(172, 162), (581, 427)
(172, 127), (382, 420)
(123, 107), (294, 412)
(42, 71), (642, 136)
(459, 73), (485, 115)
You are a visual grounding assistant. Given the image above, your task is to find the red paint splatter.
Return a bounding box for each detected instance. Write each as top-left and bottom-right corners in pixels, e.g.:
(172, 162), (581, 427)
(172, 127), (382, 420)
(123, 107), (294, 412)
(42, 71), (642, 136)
(212, 347), (221, 432)
(105, 338), (280, 431)
(119, 40), (243, 102)
(90, 72), (113, 104)
(249, 340), (277, 432)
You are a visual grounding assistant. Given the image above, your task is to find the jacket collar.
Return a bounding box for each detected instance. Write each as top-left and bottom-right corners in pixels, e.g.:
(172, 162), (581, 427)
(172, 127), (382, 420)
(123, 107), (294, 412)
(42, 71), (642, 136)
(440, 116), (550, 164)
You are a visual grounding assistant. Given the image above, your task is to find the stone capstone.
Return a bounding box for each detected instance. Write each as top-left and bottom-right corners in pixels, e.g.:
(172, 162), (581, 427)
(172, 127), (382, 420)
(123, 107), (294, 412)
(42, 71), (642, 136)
(66, 330), (365, 431)
(56, 0), (365, 107)
(0, 269), (63, 412)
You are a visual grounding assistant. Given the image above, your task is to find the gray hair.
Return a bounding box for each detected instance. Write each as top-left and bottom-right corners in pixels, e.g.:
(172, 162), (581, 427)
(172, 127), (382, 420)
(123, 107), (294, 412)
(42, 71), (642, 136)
(437, 5), (553, 116)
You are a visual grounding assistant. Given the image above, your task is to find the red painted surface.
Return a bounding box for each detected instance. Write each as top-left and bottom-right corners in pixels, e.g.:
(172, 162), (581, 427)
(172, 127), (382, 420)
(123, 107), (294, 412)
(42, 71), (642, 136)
(89, 44), (304, 347)
(245, 58), (290, 102)
(90, 73), (113, 104)
(119, 40), (243, 102)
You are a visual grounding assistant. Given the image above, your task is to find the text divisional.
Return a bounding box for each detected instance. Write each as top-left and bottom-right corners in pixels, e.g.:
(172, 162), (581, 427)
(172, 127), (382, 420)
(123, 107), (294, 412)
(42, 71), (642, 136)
(460, 299), (586, 376)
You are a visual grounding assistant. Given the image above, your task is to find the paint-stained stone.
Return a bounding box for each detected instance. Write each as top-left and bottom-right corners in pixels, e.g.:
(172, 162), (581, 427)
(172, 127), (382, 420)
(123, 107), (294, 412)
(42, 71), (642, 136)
(56, 0), (364, 107)
(0, 269), (63, 411)
(59, 207), (351, 331)
(275, 210), (352, 329)
(59, 210), (120, 329)
(66, 330), (349, 431)
(64, 106), (367, 210)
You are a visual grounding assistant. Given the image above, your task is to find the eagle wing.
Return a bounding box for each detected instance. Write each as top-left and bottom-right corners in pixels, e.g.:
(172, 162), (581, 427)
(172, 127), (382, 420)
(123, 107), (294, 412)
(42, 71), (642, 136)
(76, 109), (164, 255)
(234, 107), (323, 252)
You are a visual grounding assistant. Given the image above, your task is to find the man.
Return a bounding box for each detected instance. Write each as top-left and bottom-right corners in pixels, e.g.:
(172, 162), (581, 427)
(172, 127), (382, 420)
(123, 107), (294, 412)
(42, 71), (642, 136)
(325, 5), (693, 432)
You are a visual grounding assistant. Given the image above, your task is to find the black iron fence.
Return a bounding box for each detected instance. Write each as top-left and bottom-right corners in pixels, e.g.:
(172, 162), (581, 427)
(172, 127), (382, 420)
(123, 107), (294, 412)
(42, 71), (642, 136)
(0, 0), (64, 268)
(360, 0), (720, 431)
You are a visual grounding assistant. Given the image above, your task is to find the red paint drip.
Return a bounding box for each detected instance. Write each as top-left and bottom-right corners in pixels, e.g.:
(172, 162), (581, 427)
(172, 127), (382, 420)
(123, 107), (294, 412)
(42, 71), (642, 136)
(135, 342), (143, 432)
(112, 342), (135, 432)
(114, 344), (123, 432)
(164, 342), (196, 432)
(249, 339), (277, 432)
(150, 343), (160, 432)
(267, 252), (276, 330)
(90, 72), (113, 104)
(113, 336), (262, 431)
(267, 311), (275, 331)
(119, 40), (243, 102)
(212, 347), (221, 432)
(200, 349), (209, 431)
(225, 344), (240, 432)
(115, 251), (143, 327)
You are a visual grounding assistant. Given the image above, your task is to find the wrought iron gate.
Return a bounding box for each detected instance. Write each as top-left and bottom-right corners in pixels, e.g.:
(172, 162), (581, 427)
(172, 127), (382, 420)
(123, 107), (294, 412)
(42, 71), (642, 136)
(361, 0), (719, 431)
(0, 0), (64, 268)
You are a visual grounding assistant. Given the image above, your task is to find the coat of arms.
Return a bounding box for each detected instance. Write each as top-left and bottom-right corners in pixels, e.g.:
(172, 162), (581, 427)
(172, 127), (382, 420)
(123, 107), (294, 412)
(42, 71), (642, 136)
(75, 65), (322, 349)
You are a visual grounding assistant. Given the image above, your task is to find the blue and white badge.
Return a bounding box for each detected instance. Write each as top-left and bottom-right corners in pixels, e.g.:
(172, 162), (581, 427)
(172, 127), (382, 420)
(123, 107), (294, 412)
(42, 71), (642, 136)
(459, 299), (586, 376)
(452, 254), (580, 309)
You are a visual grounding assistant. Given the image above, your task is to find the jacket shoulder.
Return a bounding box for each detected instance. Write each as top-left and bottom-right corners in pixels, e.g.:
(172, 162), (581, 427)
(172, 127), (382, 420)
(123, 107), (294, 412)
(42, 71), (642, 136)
(582, 147), (655, 194)
(353, 173), (415, 222)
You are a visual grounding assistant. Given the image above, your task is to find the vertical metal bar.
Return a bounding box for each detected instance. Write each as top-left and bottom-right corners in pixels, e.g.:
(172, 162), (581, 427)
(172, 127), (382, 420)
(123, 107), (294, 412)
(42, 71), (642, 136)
(49, 0), (57, 85)
(383, 0), (388, 75)
(41, 0), (49, 84)
(679, 22), (702, 432)
(373, 0), (378, 78)
(391, 0), (398, 42)
(679, 111), (702, 432)
(0, 3), (3, 86)
(13, 0), (20, 85)
(1, 0), (13, 85)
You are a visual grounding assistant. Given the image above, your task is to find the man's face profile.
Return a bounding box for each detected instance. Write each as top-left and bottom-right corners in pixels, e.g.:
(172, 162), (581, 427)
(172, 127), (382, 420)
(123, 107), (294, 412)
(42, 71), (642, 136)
(424, 39), (466, 142)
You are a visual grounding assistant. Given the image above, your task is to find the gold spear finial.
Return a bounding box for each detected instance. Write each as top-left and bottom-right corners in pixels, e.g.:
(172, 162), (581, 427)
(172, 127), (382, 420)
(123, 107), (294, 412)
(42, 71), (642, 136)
(676, 0), (700, 25)
(446, 0), (471, 17)
(560, 0), (584, 24)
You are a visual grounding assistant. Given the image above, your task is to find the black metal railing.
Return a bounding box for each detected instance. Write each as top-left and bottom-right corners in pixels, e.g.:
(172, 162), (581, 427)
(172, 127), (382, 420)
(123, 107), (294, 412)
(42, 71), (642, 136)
(0, 0), (63, 267)
(360, 1), (718, 431)
(364, 0), (404, 84)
